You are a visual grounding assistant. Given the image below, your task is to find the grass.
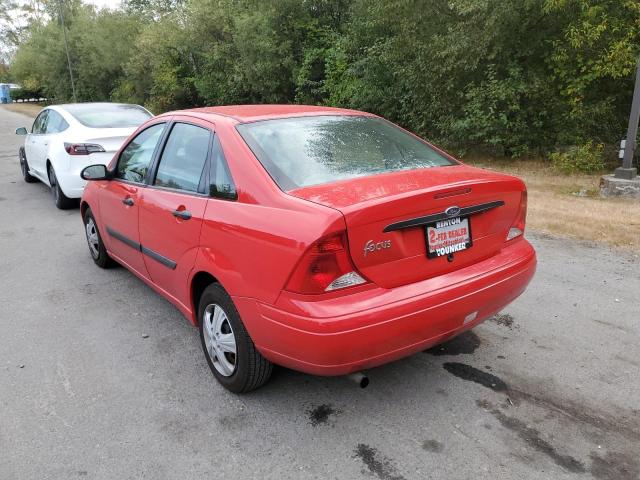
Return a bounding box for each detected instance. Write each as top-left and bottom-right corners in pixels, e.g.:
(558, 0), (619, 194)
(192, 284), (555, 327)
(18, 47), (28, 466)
(1, 102), (44, 117)
(1, 102), (637, 251)
(466, 157), (640, 252)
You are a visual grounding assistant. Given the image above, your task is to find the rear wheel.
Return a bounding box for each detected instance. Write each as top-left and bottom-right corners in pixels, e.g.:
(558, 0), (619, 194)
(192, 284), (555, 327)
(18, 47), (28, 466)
(19, 148), (37, 183)
(83, 208), (115, 268)
(48, 164), (77, 209)
(199, 283), (273, 393)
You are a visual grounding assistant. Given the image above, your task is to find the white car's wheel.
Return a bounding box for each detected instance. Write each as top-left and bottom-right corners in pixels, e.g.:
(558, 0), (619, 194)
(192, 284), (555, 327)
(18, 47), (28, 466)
(19, 148), (37, 183)
(48, 164), (76, 210)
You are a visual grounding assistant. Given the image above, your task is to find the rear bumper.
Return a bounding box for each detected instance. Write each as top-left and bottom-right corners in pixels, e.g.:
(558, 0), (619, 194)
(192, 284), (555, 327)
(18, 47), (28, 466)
(56, 152), (114, 198)
(234, 238), (536, 376)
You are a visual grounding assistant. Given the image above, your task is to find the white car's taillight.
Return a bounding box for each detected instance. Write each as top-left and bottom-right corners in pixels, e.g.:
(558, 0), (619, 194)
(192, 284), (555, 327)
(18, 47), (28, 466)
(64, 143), (106, 155)
(506, 191), (527, 241)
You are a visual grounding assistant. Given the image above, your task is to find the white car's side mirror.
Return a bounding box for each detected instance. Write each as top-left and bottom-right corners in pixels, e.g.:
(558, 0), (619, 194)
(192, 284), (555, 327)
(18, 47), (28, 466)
(15, 127), (28, 136)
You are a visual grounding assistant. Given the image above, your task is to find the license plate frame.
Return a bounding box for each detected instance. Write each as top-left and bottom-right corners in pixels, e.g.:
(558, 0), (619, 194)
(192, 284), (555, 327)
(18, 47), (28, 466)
(425, 216), (473, 259)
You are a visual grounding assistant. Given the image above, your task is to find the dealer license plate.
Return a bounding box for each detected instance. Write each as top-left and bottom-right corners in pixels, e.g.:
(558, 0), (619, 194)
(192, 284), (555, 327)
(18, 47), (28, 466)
(425, 217), (472, 258)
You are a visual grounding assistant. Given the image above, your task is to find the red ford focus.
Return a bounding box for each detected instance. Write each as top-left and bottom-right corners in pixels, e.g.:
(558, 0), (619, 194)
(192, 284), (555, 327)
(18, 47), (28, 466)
(80, 105), (536, 392)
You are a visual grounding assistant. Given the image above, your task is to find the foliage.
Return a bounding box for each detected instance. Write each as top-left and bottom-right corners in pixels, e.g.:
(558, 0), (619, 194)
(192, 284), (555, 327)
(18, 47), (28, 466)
(9, 86), (43, 101)
(549, 141), (606, 174)
(6, 0), (640, 158)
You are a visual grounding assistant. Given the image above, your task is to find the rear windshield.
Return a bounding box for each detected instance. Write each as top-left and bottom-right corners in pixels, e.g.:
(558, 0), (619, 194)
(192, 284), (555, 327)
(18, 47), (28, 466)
(237, 115), (454, 191)
(64, 104), (152, 128)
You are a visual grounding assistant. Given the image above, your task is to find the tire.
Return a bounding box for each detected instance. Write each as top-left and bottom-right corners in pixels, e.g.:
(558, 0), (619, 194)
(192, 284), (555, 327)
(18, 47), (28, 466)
(48, 164), (77, 209)
(19, 148), (37, 183)
(83, 208), (115, 268)
(199, 283), (273, 393)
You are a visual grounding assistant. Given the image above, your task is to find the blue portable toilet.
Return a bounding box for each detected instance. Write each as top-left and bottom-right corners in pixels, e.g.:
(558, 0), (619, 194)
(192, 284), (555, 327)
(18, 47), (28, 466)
(0, 84), (11, 104)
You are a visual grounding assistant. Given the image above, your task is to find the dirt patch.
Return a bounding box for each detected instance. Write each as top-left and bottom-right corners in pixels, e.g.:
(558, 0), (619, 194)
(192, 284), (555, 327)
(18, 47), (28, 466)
(490, 313), (515, 329)
(590, 451), (640, 480)
(477, 400), (586, 473)
(443, 362), (508, 391)
(421, 439), (444, 453)
(1, 103), (42, 118)
(354, 444), (406, 480)
(425, 331), (481, 355)
(308, 404), (337, 426)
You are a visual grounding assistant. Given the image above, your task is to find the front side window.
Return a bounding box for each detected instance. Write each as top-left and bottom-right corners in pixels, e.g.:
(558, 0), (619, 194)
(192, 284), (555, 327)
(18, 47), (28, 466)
(32, 110), (49, 134)
(45, 111), (69, 134)
(237, 115), (455, 191)
(117, 123), (165, 183)
(154, 123), (211, 193)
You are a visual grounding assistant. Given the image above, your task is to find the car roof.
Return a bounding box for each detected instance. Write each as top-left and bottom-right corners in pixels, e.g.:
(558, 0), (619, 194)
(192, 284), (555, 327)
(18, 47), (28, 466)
(170, 104), (375, 123)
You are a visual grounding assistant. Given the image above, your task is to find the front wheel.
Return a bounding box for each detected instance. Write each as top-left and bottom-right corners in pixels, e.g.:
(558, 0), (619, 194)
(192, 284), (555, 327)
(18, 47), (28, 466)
(199, 283), (273, 393)
(48, 165), (77, 209)
(19, 148), (37, 183)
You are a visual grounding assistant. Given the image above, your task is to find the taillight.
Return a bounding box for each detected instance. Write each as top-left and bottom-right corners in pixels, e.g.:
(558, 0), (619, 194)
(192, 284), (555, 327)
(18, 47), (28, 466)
(286, 232), (367, 294)
(506, 190), (527, 241)
(64, 143), (106, 155)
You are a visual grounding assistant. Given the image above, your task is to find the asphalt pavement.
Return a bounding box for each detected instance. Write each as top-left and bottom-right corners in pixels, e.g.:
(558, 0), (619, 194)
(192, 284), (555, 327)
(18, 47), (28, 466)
(1, 105), (639, 480)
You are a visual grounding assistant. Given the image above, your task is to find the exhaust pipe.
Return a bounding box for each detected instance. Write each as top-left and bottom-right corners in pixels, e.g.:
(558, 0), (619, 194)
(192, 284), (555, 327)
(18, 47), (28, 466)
(347, 372), (369, 388)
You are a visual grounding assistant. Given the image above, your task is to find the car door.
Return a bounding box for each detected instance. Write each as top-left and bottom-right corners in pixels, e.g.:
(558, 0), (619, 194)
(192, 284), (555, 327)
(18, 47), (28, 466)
(99, 122), (167, 278)
(43, 110), (69, 168)
(138, 121), (213, 306)
(24, 109), (49, 178)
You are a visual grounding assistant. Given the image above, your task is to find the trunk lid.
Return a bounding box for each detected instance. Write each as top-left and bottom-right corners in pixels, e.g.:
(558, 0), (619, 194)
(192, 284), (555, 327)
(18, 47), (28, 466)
(79, 127), (137, 153)
(288, 165), (526, 289)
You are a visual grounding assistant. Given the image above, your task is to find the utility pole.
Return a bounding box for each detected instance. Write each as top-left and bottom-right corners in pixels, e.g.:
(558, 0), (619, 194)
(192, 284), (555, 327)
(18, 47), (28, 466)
(58, 0), (77, 103)
(616, 57), (640, 179)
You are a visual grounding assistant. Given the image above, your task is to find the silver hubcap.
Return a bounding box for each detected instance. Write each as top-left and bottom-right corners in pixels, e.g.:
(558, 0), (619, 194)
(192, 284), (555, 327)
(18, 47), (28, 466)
(203, 304), (237, 377)
(85, 218), (100, 259)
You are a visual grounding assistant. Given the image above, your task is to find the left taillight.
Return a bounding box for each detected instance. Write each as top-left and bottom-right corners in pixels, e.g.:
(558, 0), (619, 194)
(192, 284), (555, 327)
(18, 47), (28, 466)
(285, 232), (368, 294)
(64, 143), (106, 155)
(506, 190), (527, 241)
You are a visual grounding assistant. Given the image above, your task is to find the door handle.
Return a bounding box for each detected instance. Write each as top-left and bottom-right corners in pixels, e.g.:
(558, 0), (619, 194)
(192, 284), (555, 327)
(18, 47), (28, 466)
(172, 209), (192, 220)
(122, 197), (134, 206)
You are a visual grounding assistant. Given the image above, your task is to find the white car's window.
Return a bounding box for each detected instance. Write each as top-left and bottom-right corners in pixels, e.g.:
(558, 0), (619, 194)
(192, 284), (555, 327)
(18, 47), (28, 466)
(64, 104), (152, 128)
(117, 123), (165, 183)
(45, 111), (69, 134)
(32, 110), (49, 134)
(237, 115), (454, 191)
(154, 123), (210, 193)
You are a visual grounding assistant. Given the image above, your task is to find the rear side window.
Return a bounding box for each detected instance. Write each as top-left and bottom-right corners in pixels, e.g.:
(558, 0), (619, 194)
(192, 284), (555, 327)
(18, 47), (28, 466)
(45, 111), (69, 134)
(237, 115), (454, 191)
(117, 123), (165, 183)
(154, 123), (211, 193)
(64, 103), (152, 128)
(210, 135), (237, 200)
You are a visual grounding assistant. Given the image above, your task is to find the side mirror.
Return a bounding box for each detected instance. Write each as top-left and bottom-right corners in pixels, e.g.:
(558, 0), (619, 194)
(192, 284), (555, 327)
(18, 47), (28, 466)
(15, 127), (28, 136)
(81, 164), (109, 181)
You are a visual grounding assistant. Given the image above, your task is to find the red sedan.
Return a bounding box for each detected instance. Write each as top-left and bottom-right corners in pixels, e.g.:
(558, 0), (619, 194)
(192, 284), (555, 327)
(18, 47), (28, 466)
(80, 105), (536, 392)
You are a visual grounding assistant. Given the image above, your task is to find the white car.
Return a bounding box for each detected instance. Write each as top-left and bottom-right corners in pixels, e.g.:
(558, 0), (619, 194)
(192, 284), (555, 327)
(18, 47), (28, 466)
(15, 103), (153, 209)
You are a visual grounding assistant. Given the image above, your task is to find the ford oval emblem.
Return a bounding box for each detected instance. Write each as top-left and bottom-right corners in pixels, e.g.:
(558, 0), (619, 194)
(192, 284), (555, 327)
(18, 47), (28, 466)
(445, 206), (461, 217)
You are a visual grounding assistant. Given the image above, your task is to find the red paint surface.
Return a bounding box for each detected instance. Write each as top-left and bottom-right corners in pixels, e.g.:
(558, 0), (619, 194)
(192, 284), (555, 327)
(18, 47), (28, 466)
(82, 105), (536, 376)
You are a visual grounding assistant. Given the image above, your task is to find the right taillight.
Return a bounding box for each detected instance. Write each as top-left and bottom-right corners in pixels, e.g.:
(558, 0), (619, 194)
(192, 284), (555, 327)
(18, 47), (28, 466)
(285, 232), (367, 294)
(506, 190), (527, 241)
(64, 143), (106, 155)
